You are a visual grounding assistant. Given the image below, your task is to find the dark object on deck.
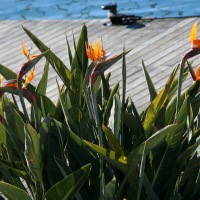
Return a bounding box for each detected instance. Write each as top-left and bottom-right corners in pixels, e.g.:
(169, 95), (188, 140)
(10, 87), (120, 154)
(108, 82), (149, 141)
(101, 2), (141, 25)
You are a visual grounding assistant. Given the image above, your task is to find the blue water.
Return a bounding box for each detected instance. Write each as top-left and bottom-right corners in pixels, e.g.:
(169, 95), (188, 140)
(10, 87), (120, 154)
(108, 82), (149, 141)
(0, 0), (200, 20)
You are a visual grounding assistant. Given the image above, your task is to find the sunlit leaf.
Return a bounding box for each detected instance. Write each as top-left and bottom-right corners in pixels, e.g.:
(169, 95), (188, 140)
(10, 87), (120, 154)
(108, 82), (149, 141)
(103, 126), (124, 155)
(142, 60), (157, 102)
(143, 66), (178, 137)
(84, 140), (128, 173)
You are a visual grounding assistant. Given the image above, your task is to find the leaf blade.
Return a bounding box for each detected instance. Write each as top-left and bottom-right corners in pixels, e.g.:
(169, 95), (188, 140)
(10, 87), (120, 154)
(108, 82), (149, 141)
(43, 164), (91, 200)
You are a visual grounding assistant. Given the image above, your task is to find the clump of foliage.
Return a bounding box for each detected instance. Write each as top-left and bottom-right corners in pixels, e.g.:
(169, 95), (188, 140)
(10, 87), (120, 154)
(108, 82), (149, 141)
(0, 22), (199, 200)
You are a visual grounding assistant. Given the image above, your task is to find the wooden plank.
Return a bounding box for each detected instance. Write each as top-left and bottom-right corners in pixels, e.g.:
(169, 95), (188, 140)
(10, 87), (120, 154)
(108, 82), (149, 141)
(0, 17), (199, 112)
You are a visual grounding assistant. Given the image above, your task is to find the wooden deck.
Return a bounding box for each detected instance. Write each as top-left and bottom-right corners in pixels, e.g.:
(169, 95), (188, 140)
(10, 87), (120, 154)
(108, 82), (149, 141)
(0, 17), (199, 112)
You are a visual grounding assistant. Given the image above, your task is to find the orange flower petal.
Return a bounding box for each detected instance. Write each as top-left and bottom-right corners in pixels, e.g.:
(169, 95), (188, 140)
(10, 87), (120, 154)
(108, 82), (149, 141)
(0, 74), (2, 84)
(192, 39), (200, 47)
(86, 40), (106, 62)
(1, 79), (17, 88)
(3, 83), (18, 88)
(30, 54), (40, 60)
(94, 40), (101, 60)
(86, 42), (94, 61)
(94, 40), (106, 61)
(22, 40), (29, 58)
(195, 65), (200, 81)
(24, 68), (35, 86)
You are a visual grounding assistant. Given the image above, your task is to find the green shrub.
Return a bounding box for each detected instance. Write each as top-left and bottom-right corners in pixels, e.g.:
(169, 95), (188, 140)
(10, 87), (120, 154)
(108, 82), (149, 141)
(0, 22), (199, 200)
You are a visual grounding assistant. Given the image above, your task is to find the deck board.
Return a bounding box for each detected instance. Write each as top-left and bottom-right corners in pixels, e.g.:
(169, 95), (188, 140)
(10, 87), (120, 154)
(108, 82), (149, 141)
(0, 17), (199, 112)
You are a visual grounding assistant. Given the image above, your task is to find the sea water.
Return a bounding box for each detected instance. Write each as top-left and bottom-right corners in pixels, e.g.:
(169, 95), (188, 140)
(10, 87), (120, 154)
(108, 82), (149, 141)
(0, 0), (199, 20)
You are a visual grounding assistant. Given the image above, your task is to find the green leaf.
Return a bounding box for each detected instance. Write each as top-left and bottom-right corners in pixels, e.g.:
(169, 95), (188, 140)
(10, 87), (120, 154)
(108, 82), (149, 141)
(165, 79), (193, 125)
(3, 95), (25, 145)
(43, 163), (91, 200)
(23, 26), (71, 87)
(35, 93), (56, 117)
(0, 64), (17, 80)
(0, 181), (31, 200)
(109, 94), (121, 141)
(101, 73), (111, 101)
(129, 99), (146, 142)
(143, 66), (178, 137)
(122, 49), (127, 110)
(105, 177), (116, 200)
(137, 142), (146, 200)
(70, 24), (88, 122)
(143, 174), (159, 200)
(168, 65), (188, 100)
(0, 159), (28, 180)
(176, 59), (185, 115)
(36, 60), (49, 96)
(82, 62), (96, 120)
(0, 97), (6, 147)
(176, 134), (200, 171)
(152, 96), (189, 192)
(57, 82), (78, 131)
(142, 60), (157, 102)
(71, 23), (88, 78)
(66, 34), (73, 65)
(103, 82), (119, 126)
(24, 123), (43, 183)
(39, 116), (66, 186)
(0, 160), (27, 188)
(0, 108), (25, 163)
(17, 78), (29, 121)
(128, 124), (178, 164)
(103, 126), (124, 155)
(115, 168), (133, 199)
(40, 117), (98, 187)
(123, 111), (143, 150)
(128, 124), (178, 188)
(54, 157), (72, 178)
(84, 140), (128, 173)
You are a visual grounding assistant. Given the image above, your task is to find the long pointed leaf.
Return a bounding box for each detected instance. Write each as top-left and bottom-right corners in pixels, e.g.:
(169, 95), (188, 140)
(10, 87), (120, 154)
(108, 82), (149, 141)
(0, 64), (17, 80)
(128, 124), (178, 188)
(142, 60), (157, 101)
(36, 61), (49, 95)
(0, 181), (31, 200)
(3, 95), (25, 145)
(103, 126), (124, 155)
(143, 66), (179, 137)
(137, 142), (146, 200)
(0, 97), (6, 148)
(152, 96), (189, 192)
(84, 140), (128, 173)
(103, 82), (119, 126)
(128, 124), (178, 165)
(70, 24), (88, 122)
(43, 164), (91, 200)
(66, 34), (73, 65)
(109, 94), (121, 141)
